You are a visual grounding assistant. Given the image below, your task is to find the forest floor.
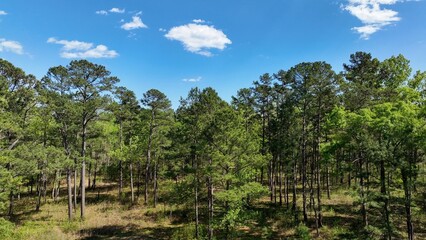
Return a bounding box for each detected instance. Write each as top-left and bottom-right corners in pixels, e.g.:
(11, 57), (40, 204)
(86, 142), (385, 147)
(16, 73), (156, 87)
(3, 181), (426, 240)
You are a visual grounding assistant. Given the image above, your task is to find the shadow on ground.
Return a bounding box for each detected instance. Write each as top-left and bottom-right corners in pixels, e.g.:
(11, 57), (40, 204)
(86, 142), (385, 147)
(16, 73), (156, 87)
(79, 224), (176, 240)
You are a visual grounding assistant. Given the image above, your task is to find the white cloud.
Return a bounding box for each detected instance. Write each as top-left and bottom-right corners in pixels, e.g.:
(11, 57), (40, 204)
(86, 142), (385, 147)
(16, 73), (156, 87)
(109, 8), (125, 14)
(343, 0), (405, 39)
(165, 23), (232, 57)
(0, 10), (7, 15)
(47, 38), (118, 59)
(183, 76), (202, 82)
(192, 19), (205, 23)
(159, 28), (167, 32)
(96, 7), (125, 15)
(0, 38), (24, 54)
(95, 10), (108, 15)
(121, 16), (147, 30)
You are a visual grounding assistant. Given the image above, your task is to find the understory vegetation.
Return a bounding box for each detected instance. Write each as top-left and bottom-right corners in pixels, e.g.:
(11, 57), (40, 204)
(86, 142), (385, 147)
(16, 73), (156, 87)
(1, 52), (426, 239)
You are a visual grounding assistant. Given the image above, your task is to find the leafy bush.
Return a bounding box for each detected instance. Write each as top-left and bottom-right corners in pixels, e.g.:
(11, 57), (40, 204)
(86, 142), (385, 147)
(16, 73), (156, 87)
(0, 218), (14, 239)
(295, 223), (311, 240)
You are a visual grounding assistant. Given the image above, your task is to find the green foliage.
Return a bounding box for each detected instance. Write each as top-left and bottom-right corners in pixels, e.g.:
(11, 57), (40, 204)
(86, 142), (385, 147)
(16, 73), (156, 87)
(0, 218), (14, 239)
(295, 223), (311, 240)
(171, 224), (205, 240)
(1, 53), (426, 240)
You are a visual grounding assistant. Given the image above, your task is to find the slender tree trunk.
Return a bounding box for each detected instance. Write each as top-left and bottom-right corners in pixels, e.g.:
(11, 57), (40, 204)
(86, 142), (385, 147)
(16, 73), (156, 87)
(137, 161), (141, 198)
(269, 158), (274, 202)
(380, 158), (391, 240)
(119, 121), (123, 199)
(43, 176), (47, 204)
(292, 153), (298, 222)
(73, 167), (77, 211)
(153, 160), (158, 208)
(194, 155), (199, 240)
(402, 168), (414, 240)
(285, 175), (289, 208)
(279, 155), (283, 206)
(360, 154), (368, 227)
(119, 160), (123, 198)
(326, 163), (330, 199)
(130, 162), (135, 204)
(88, 162), (92, 189)
(8, 191), (14, 216)
(81, 121), (87, 219)
(310, 149), (319, 235)
(316, 115), (323, 228)
(36, 174), (42, 211)
(56, 172), (61, 200)
(145, 110), (155, 205)
(302, 105), (308, 223)
(67, 168), (73, 220)
(92, 160), (97, 189)
(208, 158), (214, 240)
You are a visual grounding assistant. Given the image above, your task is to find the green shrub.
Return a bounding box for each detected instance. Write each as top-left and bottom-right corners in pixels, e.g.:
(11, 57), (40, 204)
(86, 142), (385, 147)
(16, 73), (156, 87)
(295, 223), (311, 240)
(0, 218), (14, 239)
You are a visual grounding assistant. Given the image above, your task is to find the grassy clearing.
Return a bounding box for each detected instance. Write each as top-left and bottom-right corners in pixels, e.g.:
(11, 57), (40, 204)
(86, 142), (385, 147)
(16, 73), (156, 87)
(1, 183), (425, 239)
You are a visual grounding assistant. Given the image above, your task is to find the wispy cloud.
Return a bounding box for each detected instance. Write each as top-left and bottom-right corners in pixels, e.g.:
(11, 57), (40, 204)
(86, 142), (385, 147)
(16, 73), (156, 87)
(0, 38), (24, 54)
(121, 16), (148, 30)
(192, 19), (205, 23)
(47, 37), (118, 59)
(96, 7), (125, 15)
(343, 0), (406, 39)
(183, 76), (202, 82)
(95, 10), (108, 15)
(165, 22), (232, 57)
(0, 10), (7, 15)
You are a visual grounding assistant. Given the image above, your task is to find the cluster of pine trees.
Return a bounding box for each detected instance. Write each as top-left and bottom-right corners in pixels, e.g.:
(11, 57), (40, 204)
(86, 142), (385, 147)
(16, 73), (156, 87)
(1, 52), (425, 239)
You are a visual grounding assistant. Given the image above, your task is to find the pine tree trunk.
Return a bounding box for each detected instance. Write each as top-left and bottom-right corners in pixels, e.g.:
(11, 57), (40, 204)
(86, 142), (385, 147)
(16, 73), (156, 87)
(67, 168), (73, 221)
(380, 158), (391, 239)
(88, 162), (91, 189)
(137, 161), (141, 198)
(81, 121), (87, 219)
(402, 168), (414, 240)
(279, 155), (283, 206)
(119, 120), (123, 199)
(302, 104), (308, 223)
(360, 154), (368, 227)
(52, 170), (57, 200)
(208, 157), (214, 240)
(316, 115), (323, 228)
(92, 160), (97, 189)
(130, 162), (135, 204)
(194, 155), (200, 240)
(119, 160), (123, 198)
(292, 153), (298, 222)
(36, 174), (42, 211)
(153, 160), (158, 208)
(73, 168), (77, 211)
(8, 191), (14, 216)
(326, 163), (330, 199)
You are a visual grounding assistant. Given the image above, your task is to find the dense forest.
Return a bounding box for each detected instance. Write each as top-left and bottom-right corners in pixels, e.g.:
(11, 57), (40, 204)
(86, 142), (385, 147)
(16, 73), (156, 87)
(1, 52), (426, 239)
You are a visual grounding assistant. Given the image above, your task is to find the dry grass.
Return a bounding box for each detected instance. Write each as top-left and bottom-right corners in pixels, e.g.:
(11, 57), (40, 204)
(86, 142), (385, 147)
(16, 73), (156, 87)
(3, 183), (426, 240)
(6, 182), (180, 240)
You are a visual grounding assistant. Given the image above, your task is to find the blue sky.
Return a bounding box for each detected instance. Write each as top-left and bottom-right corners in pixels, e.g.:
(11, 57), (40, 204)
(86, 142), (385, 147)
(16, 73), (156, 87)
(1, 0), (425, 108)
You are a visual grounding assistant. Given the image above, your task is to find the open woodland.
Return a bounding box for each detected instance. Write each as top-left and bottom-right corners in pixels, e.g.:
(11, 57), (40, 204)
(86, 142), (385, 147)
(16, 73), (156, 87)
(1, 52), (426, 239)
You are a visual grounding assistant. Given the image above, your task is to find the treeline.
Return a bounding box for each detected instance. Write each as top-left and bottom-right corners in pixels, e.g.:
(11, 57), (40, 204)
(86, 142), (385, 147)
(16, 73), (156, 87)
(0, 52), (426, 239)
